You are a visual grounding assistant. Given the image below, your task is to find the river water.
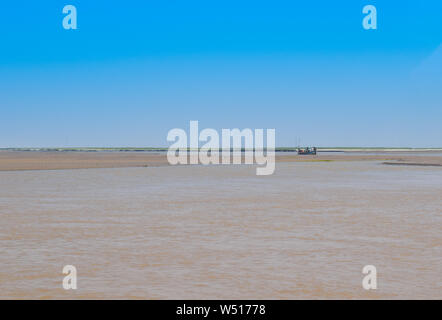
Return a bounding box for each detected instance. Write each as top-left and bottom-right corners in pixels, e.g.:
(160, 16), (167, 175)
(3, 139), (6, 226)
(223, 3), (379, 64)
(1, 160), (441, 299)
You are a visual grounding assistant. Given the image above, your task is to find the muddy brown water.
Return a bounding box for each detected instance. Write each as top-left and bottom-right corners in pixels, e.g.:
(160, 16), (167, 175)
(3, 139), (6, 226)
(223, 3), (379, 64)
(0, 158), (441, 299)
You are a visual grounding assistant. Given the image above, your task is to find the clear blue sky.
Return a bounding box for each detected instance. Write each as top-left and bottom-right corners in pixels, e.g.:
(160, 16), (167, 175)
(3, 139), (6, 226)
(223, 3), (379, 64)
(0, 0), (441, 147)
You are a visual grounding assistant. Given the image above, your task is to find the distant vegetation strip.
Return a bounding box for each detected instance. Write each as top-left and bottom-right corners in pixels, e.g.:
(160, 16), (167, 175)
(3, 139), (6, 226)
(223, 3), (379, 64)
(1, 147), (442, 152)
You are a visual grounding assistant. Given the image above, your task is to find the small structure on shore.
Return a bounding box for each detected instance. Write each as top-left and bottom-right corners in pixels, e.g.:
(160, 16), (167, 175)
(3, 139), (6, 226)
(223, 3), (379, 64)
(297, 147), (317, 155)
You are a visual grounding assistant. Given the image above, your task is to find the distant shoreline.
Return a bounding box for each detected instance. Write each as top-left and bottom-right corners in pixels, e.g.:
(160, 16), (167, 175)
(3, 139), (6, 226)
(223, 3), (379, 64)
(1, 147), (442, 153)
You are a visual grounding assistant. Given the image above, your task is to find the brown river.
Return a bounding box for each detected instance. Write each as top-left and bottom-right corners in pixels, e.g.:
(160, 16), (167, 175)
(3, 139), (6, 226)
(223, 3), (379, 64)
(0, 159), (441, 299)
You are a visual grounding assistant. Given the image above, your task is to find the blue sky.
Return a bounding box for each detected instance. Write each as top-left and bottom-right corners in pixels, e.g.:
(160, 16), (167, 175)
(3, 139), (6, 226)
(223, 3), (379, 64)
(0, 0), (441, 147)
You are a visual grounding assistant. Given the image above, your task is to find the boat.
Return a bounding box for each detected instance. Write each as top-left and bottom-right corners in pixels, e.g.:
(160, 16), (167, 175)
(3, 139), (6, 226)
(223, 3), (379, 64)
(297, 147), (317, 155)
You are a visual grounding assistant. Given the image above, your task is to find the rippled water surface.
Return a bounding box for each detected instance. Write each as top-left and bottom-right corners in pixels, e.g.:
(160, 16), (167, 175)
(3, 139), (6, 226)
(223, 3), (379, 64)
(1, 161), (441, 299)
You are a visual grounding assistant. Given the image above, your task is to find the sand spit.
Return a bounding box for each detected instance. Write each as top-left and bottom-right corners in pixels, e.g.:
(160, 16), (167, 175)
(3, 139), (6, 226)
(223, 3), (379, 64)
(383, 162), (442, 167)
(0, 151), (167, 171)
(0, 150), (441, 171)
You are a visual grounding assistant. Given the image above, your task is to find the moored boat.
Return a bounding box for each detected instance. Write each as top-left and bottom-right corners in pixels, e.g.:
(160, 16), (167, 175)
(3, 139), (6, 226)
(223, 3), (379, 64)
(297, 147), (317, 155)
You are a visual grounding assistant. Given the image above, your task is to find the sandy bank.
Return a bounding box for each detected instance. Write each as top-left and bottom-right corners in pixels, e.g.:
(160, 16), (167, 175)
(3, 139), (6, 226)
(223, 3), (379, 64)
(0, 151), (441, 171)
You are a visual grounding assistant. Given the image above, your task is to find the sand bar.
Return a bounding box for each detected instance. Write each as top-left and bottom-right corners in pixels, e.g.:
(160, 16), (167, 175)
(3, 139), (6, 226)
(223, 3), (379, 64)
(1, 150), (442, 171)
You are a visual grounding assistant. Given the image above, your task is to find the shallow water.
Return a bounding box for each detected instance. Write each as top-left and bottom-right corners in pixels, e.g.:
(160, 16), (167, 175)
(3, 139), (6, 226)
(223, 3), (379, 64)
(0, 160), (441, 299)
